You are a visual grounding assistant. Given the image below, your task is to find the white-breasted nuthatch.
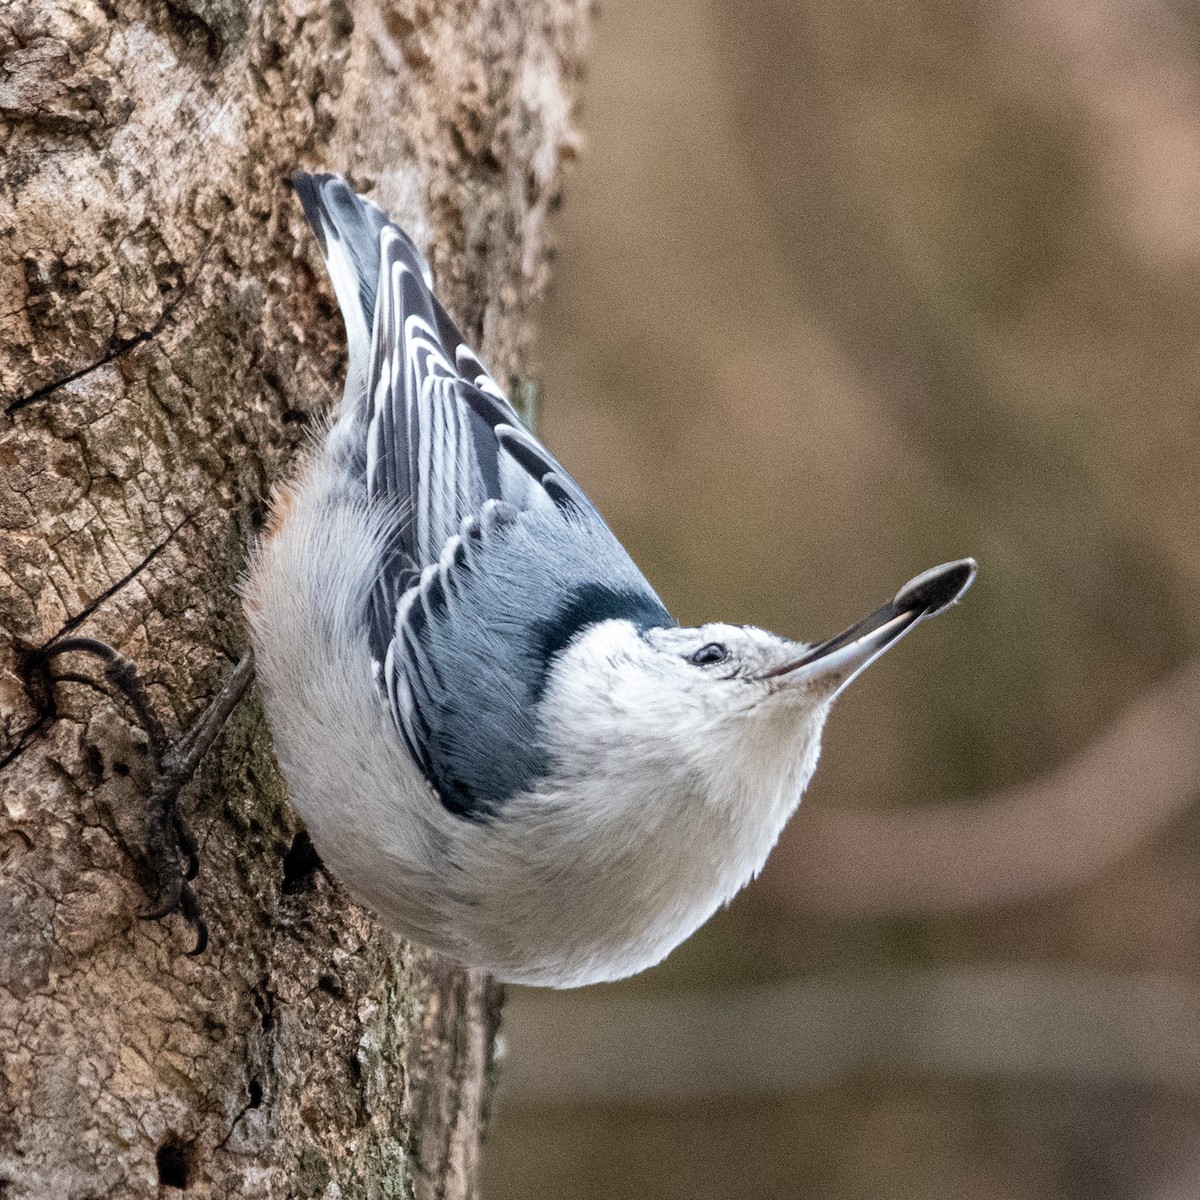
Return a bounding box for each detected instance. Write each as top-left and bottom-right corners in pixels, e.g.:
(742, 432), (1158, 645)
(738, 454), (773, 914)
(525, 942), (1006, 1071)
(243, 173), (975, 988)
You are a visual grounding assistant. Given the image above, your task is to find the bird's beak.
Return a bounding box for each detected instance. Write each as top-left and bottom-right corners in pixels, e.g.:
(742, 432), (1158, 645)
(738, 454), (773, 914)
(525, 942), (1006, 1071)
(761, 558), (977, 695)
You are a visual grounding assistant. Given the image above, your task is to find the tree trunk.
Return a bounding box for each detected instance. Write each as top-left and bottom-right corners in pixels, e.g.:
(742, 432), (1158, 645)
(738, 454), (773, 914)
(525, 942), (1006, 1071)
(0, 0), (588, 1194)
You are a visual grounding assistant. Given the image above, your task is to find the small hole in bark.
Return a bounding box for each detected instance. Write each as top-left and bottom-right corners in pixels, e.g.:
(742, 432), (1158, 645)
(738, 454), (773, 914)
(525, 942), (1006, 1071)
(248, 1079), (263, 1108)
(113, 760), (129, 776)
(254, 984), (275, 1032)
(155, 1136), (192, 1189)
(329, 0), (354, 38)
(281, 831), (322, 894)
(83, 743), (104, 784)
(317, 973), (342, 997)
(347, 1054), (362, 1084)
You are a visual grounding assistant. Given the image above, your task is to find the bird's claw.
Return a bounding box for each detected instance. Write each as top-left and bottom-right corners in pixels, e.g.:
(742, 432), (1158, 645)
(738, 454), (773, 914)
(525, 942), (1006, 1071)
(138, 885), (208, 955)
(34, 636), (249, 957)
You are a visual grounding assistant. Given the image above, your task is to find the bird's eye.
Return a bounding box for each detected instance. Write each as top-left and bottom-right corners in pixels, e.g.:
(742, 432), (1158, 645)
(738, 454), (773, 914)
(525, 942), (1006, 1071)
(689, 642), (729, 667)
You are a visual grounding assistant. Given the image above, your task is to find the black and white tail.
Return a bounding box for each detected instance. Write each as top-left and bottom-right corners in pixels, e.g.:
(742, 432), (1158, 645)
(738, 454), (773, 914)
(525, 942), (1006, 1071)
(290, 172), (402, 405)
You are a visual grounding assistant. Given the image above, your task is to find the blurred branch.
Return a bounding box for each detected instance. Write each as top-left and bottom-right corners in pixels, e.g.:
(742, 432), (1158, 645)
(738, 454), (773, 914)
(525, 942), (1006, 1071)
(778, 659), (1200, 915)
(501, 967), (1200, 1104)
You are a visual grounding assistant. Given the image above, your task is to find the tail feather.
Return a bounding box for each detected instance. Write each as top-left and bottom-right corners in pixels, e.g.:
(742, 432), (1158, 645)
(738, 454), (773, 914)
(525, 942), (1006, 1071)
(291, 172), (423, 405)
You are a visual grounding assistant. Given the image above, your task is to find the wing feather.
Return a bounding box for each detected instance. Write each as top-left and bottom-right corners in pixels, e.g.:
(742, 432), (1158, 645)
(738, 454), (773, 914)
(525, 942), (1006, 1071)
(357, 224), (599, 662)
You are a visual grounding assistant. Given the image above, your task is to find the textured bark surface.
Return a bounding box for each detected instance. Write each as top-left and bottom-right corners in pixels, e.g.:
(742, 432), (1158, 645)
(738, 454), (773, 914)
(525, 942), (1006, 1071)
(0, 0), (588, 1194)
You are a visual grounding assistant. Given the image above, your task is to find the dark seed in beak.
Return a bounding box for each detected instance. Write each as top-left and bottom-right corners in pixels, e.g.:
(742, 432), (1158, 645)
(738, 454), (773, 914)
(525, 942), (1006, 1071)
(893, 558), (977, 617)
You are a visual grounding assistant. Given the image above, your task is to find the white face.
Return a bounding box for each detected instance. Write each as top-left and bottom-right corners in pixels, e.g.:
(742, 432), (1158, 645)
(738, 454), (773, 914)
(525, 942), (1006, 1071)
(640, 621), (847, 728)
(643, 622), (818, 696)
(541, 619), (839, 819)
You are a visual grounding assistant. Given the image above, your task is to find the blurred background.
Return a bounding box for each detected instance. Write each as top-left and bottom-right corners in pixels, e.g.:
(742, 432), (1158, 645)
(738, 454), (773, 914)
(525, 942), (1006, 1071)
(482, 1), (1200, 1196)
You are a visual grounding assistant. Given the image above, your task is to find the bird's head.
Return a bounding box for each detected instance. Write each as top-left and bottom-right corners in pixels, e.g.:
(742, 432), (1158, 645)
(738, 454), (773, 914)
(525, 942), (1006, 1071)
(538, 558), (976, 868)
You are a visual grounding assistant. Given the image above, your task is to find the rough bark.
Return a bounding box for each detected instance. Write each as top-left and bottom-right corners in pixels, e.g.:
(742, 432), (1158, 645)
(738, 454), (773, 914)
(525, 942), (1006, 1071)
(0, 0), (588, 1194)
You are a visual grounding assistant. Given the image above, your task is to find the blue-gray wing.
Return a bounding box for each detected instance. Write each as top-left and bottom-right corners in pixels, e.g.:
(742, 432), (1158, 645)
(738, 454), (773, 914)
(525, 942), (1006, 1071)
(383, 501), (672, 818)
(294, 172), (673, 818)
(361, 224), (598, 658)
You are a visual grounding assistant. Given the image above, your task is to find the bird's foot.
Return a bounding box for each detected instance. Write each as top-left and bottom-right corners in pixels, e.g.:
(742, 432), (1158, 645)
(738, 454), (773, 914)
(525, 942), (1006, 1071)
(35, 637), (256, 955)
